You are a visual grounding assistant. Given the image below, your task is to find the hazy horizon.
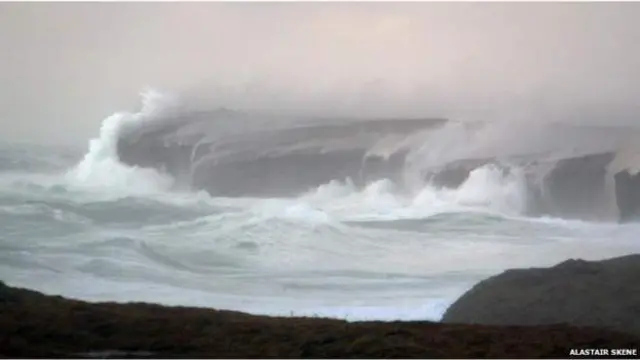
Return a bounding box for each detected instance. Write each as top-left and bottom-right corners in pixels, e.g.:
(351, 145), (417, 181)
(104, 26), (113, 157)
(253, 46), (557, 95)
(1, 2), (639, 145)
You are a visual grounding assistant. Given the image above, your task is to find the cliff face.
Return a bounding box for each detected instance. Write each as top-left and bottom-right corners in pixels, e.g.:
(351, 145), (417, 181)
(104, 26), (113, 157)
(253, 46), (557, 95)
(441, 254), (640, 337)
(115, 113), (640, 222)
(2, 280), (639, 358)
(614, 171), (640, 222)
(115, 114), (442, 198)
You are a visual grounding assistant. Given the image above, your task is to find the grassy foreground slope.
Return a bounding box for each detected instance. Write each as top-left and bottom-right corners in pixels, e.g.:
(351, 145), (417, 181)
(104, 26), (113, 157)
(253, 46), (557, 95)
(1, 281), (638, 358)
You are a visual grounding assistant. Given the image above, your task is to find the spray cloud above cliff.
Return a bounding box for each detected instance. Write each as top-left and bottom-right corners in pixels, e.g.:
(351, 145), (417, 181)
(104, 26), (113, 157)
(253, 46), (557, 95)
(0, 3), (640, 144)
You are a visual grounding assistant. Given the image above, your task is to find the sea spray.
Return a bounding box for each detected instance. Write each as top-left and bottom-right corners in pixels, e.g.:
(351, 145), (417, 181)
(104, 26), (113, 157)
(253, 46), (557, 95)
(66, 89), (179, 194)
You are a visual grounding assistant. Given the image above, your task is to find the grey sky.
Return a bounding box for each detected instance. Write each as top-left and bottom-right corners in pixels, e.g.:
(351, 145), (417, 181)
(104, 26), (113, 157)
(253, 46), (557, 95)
(1, 2), (639, 145)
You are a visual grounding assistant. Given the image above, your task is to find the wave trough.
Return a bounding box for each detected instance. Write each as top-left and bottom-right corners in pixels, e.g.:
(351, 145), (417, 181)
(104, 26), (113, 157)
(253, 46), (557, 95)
(1, 89), (640, 322)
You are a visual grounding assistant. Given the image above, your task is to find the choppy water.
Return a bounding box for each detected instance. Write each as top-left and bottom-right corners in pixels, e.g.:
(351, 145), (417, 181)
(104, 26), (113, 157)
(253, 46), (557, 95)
(1, 91), (638, 321)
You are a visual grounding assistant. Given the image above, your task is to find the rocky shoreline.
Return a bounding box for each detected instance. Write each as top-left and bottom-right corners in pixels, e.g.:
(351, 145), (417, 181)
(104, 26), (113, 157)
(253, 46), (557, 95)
(2, 270), (639, 358)
(442, 254), (640, 337)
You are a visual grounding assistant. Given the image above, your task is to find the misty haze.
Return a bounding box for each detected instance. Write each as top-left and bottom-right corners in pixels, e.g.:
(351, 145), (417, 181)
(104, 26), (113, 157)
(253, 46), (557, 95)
(1, 2), (640, 357)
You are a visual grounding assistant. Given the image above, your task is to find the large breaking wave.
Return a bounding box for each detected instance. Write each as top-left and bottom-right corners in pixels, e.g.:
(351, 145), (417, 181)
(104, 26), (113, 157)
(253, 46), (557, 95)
(4, 89), (640, 322)
(81, 90), (640, 222)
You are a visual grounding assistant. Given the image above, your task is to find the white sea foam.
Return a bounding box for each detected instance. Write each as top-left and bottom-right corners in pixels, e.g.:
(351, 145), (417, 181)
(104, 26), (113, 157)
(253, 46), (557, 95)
(2, 89), (640, 325)
(65, 89), (179, 196)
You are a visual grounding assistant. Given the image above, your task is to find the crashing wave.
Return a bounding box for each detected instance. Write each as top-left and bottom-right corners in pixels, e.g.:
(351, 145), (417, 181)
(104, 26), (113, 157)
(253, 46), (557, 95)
(115, 107), (445, 197)
(109, 92), (640, 223)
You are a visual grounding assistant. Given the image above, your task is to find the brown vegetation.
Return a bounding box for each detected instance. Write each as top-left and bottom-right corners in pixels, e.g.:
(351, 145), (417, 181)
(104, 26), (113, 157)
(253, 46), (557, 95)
(1, 281), (638, 358)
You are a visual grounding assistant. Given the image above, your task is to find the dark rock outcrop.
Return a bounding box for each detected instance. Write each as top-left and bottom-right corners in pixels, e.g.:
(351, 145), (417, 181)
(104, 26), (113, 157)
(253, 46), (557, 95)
(442, 254), (640, 337)
(1, 281), (639, 358)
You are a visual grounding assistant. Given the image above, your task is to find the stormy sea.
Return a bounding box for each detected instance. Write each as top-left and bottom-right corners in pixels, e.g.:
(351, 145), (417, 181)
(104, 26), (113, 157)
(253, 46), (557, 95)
(1, 90), (639, 321)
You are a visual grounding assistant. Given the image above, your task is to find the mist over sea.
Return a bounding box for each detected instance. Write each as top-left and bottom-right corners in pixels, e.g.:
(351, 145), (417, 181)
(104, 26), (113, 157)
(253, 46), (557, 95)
(1, 90), (638, 321)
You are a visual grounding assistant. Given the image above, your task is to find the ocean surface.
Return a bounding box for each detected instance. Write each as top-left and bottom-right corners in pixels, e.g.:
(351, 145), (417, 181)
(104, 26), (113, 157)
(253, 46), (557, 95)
(2, 91), (639, 321)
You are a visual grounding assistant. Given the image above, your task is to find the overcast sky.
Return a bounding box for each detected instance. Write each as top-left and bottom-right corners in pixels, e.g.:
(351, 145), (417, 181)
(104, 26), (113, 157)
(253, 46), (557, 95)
(1, 2), (639, 145)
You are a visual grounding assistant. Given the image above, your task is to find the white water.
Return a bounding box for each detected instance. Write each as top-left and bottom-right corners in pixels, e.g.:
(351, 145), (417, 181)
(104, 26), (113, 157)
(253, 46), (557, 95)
(1, 90), (638, 321)
(65, 89), (178, 195)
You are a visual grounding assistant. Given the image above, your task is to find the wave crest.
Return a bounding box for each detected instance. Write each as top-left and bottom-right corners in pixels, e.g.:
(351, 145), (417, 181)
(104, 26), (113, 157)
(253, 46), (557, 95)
(66, 89), (177, 195)
(63, 89), (640, 222)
